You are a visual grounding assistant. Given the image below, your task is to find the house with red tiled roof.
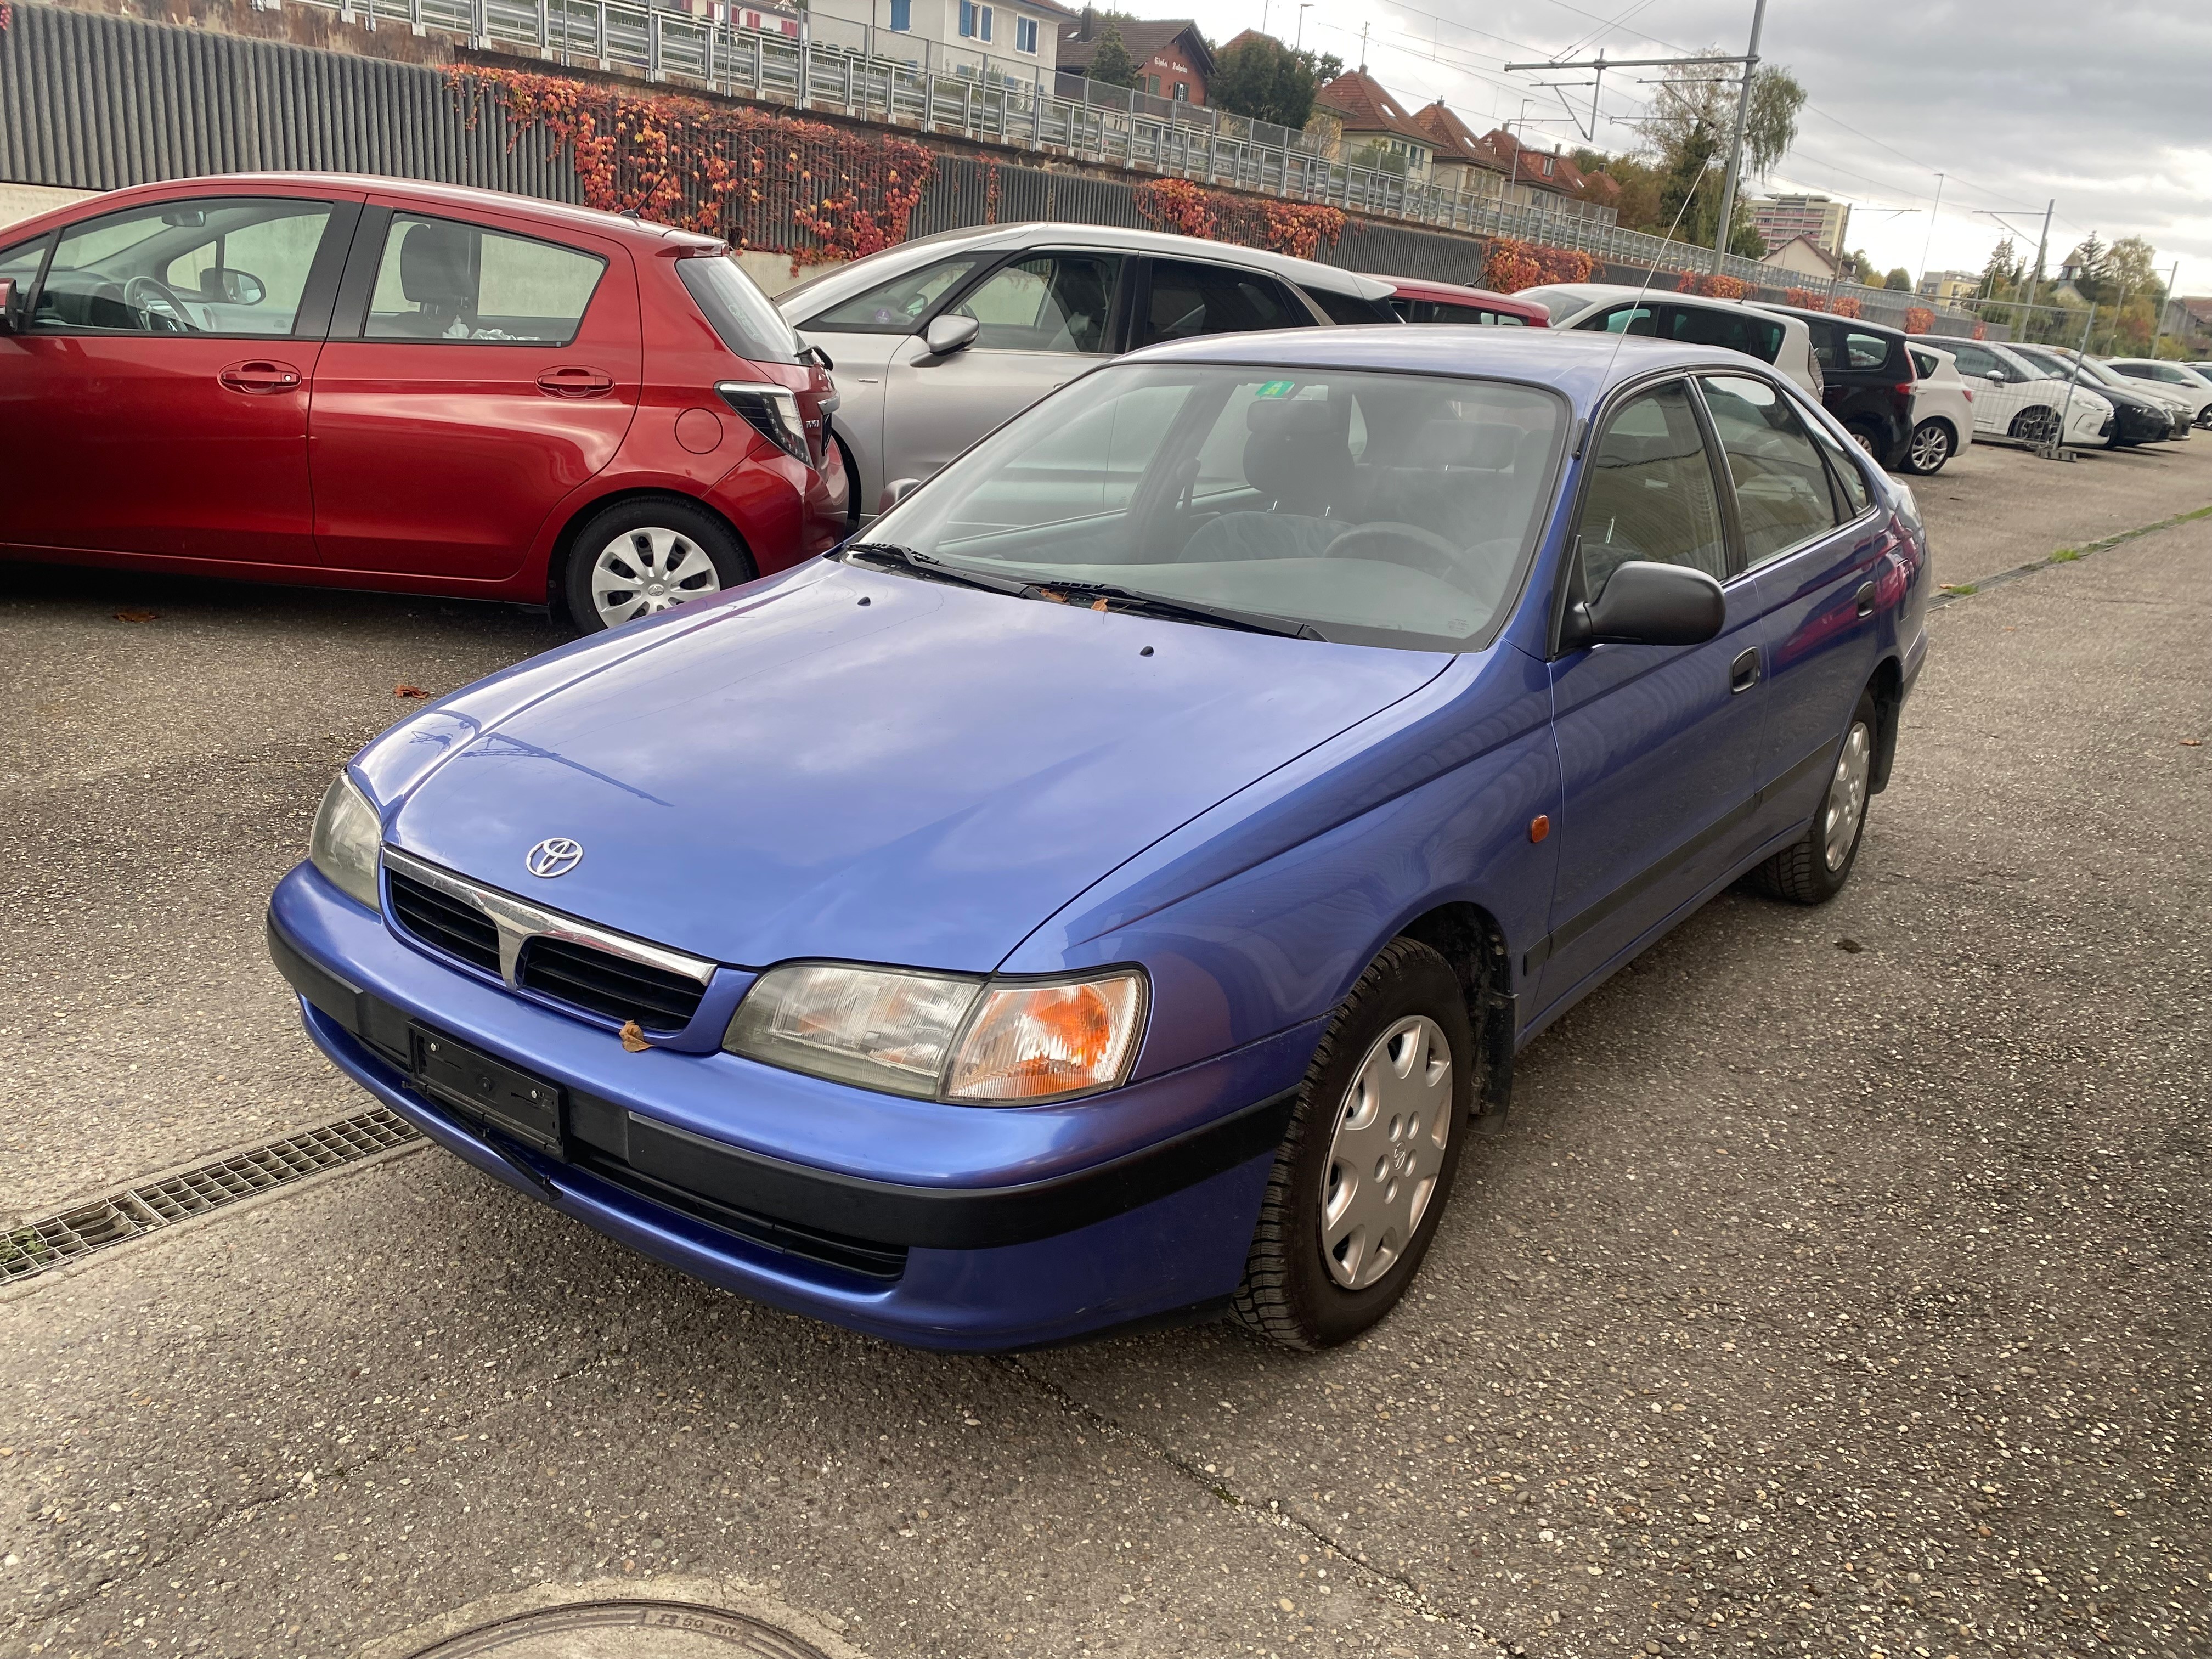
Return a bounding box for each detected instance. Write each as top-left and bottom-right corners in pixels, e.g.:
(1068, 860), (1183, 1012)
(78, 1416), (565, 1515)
(1481, 127), (1618, 224)
(1414, 101), (1509, 202)
(1308, 68), (1435, 183)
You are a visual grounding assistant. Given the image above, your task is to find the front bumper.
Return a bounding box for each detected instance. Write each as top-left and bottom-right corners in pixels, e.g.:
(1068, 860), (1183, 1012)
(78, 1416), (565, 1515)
(267, 864), (1316, 1350)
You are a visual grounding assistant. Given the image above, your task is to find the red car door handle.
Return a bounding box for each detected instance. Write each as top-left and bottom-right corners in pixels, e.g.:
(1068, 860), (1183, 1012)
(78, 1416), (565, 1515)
(536, 366), (615, 398)
(218, 360), (302, 393)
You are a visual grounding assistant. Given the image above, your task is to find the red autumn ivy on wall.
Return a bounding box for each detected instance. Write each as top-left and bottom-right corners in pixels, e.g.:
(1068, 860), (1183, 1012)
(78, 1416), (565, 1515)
(1136, 179), (1347, 261)
(449, 66), (933, 264)
(1481, 239), (1596, 294)
(1904, 306), (1935, 335)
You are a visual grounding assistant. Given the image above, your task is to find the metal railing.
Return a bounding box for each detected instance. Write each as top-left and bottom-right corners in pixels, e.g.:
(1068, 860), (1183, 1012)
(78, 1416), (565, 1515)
(291, 0), (1979, 331)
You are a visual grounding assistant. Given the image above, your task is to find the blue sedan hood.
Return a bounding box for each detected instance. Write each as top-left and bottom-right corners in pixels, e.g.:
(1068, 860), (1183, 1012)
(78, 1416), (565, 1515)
(388, 563), (1447, 971)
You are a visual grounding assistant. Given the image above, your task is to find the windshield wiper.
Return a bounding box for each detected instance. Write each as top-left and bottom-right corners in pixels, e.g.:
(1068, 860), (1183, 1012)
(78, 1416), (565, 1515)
(1029, 580), (1328, 641)
(840, 542), (1033, 596)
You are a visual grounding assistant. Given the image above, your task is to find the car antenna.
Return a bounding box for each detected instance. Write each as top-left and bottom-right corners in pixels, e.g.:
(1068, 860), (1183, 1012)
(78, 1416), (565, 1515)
(1599, 163), (1709, 389)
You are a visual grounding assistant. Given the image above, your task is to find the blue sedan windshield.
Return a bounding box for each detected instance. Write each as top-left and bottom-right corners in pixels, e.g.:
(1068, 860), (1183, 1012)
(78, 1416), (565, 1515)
(868, 363), (1567, 651)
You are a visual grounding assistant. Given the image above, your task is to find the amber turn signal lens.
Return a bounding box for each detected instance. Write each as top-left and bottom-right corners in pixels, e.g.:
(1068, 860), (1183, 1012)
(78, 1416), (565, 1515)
(944, 974), (1147, 1103)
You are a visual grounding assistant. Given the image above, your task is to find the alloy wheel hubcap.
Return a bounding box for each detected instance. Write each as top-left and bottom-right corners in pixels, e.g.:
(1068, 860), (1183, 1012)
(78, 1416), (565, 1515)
(1319, 1015), (1452, 1291)
(1911, 426), (1948, 468)
(590, 528), (719, 627)
(1824, 721), (1874, 872)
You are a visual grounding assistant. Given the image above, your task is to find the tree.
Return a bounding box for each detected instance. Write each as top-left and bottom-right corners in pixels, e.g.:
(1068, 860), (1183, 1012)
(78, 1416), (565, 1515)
(1209, 33), (1339, 131)
(1842, 249), (1877, 286)
(1084, 22), (1140, 89)
(1581, 153), (1665, 234)
(1884, 268), (1912, 291)
(1635, 54), (1804, 252)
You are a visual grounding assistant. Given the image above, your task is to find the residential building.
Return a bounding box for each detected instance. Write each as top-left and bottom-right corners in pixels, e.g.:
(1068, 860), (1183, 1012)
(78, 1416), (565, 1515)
(1917, 268), (1980, 304)
(1309, 69), (1436, 184)
(1481, 127), (1618, 224)
(1413, 101), (1509, 203)
(1760, 234), (1846, 282)
(1059, 13), (1211, 105)
(1747, 194), (1851, 257)
(811, 0), (1074, 77)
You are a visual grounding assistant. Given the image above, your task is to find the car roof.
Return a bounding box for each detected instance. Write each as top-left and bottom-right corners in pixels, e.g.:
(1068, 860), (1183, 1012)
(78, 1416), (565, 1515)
(1750, 301), (1904, 339)
(1115, 325), (1786, 413)
(24, 172), (722, 253)
(777, 221), (1393, 318)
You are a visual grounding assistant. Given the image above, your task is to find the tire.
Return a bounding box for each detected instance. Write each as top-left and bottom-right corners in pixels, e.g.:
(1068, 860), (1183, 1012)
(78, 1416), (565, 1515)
(1844, 419), (1886, 462)
(561, 496), (754, 634)
(1231, 938), (1473, 1351)
(830, 431), (864, 536)
(1751, 691), (1878, 905)
(2008, 407), (2061, 447)
(1901, 419), (1954, 476)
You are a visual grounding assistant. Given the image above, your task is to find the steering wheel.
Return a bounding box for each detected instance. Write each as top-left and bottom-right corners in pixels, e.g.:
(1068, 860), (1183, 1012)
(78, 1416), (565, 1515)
(1322, 521), (1465, 583)
(122, 274), (196, 335)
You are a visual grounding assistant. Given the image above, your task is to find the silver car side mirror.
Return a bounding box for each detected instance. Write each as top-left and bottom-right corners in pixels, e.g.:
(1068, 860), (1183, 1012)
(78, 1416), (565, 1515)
(879, 478), (922, 511)
(923, 313), (979, 357)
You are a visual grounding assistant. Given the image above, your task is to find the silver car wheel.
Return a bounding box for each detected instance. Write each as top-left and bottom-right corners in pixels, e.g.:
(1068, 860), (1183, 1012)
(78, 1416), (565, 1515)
(1824, 720), (1874, 873)
(590, 528), (721, 628)
(1319, 1015), (1453, 1291)
(1909, 423), (1950, 471)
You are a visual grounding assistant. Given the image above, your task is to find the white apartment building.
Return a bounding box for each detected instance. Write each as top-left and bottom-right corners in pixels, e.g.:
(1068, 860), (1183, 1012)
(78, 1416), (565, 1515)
(807, 0), (1074, 78)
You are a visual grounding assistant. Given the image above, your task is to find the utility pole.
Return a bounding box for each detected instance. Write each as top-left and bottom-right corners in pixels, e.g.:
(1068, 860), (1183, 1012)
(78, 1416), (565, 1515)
(1295, 2), (1311, 53)
(1915, 171), (1944, 296)
(2149, 259), (2180, 353)
(1357, 20), (1368, 72)
(1708, 0), (1767, 273)
(2019, 198), (2054, 340)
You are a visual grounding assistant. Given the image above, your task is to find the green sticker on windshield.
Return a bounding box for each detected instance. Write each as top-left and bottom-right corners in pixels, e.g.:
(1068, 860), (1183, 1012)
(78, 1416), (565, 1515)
(1255, 380), (1297, 399)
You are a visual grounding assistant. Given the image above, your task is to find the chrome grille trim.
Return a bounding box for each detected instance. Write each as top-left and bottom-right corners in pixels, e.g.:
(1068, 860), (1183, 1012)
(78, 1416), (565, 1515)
(380, 845), (717, 992)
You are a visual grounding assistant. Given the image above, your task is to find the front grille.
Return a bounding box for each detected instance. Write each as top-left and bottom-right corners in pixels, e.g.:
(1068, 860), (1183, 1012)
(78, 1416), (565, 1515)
(387, 868), (501, 973)
(518, 936), (707, 1033)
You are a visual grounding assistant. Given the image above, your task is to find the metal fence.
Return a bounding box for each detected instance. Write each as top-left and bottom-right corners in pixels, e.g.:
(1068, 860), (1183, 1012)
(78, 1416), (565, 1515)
(1, 0), (1989, 335)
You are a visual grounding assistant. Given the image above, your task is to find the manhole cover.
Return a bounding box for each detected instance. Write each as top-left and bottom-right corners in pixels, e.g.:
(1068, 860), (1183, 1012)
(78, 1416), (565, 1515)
(407, 1599), (831, 1658)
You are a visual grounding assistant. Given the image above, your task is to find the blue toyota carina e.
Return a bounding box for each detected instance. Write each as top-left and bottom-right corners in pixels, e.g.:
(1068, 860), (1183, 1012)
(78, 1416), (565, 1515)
(269, 328), (1928, 1352)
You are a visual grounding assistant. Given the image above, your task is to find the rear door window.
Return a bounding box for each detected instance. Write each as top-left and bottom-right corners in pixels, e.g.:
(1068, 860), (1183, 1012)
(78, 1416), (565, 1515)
(364, 213), (606, 345)
(1661, 303), (1785, 364)
(1699, 375), (1842, 567)
(1841, 330), (1894, 371)
(1131, 259), (1310, 348)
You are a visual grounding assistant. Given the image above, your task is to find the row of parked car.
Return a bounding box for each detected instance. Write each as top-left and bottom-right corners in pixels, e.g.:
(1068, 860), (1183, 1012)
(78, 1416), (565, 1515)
(0, 173), (2199, 636)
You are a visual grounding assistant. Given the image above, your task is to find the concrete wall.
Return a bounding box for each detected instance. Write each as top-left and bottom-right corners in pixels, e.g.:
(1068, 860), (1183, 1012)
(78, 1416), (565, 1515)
(1, 182), (100, 233)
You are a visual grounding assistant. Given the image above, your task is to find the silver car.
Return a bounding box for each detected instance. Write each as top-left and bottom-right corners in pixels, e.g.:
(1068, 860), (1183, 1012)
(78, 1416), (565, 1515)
(775, 223), (1398, 522)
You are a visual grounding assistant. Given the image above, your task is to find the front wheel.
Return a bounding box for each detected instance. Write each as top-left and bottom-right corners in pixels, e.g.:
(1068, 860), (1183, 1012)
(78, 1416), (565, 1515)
(1231, 938), (1472, 1351)
(1901, 419), (1954, 475)
(561, 498), (753, 633)
(1751, 691), (1877, 905)
(2008, 407), (2061, 447)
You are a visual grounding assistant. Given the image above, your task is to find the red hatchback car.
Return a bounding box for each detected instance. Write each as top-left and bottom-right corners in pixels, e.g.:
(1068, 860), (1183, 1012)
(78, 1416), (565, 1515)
(0, 174), (846, 630)
(1381, 277), (1550, 328)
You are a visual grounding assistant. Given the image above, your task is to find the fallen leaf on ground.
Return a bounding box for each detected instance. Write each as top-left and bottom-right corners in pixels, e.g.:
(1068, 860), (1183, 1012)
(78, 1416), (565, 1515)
(2183, 738), (2203, 747)
(619, 1020), (651, 1053)
(115, 609), (160, 623)
(393, 684), (431, 698)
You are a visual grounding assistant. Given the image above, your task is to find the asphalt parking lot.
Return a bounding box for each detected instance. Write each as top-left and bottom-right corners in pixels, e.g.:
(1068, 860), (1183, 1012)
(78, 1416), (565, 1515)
(3, 433), (2207, 1659)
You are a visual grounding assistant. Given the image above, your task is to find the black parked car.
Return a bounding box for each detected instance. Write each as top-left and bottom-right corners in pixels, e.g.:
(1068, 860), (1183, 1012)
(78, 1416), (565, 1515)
(2006, 343), (2186, 447)
(1751, 303), (1918, 467)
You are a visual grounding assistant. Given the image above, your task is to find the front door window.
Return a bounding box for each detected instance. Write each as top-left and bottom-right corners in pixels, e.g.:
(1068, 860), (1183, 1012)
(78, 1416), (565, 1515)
(948, 253), (1123, 354)
(32, 197), (335, 337)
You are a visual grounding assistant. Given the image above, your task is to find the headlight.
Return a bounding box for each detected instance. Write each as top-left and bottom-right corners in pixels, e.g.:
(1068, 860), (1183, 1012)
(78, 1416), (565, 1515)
(725, 963), (1148, 1103)
(309, 773), (382, 911)
(716, 381), (809, 462)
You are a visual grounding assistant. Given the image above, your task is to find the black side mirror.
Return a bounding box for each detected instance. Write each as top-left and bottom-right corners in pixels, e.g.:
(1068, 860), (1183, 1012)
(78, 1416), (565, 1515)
(1561, 560), (1725, 650)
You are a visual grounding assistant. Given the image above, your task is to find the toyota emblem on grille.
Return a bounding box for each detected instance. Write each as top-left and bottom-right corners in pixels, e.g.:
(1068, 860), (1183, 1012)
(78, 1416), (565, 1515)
(524, 837), (584, 878)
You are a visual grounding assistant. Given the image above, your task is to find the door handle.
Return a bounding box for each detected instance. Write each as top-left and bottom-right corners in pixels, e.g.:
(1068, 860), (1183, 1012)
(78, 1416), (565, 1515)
(1855, 580), (1878, 617)
(1729, 648), (1761, 694)
(535, 366), (615, 398)
(217, 360), (301, 394)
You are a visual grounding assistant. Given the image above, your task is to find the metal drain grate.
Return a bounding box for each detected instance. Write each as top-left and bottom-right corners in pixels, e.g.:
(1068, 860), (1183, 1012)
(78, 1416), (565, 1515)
(0, 1108), (421, 1285)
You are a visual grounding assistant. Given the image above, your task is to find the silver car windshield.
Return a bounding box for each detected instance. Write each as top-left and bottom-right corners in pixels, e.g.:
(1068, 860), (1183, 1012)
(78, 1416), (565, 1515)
(865, 363), (1566, 652)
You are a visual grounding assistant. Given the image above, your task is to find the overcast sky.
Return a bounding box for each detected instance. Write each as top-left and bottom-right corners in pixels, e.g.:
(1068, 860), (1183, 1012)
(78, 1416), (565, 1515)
(1173, 0), (2212, 299)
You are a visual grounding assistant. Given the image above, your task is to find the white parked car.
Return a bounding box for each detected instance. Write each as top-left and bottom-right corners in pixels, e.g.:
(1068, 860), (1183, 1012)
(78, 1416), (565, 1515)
(776, 223), (1400, 521)
(2006, 343), (2190, 443)
(1933, 338), (2114, 450)
(2103, 358), (2212, 428)
(1508, 282), (1824, 396)
(1902, 342), (1976, 474)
